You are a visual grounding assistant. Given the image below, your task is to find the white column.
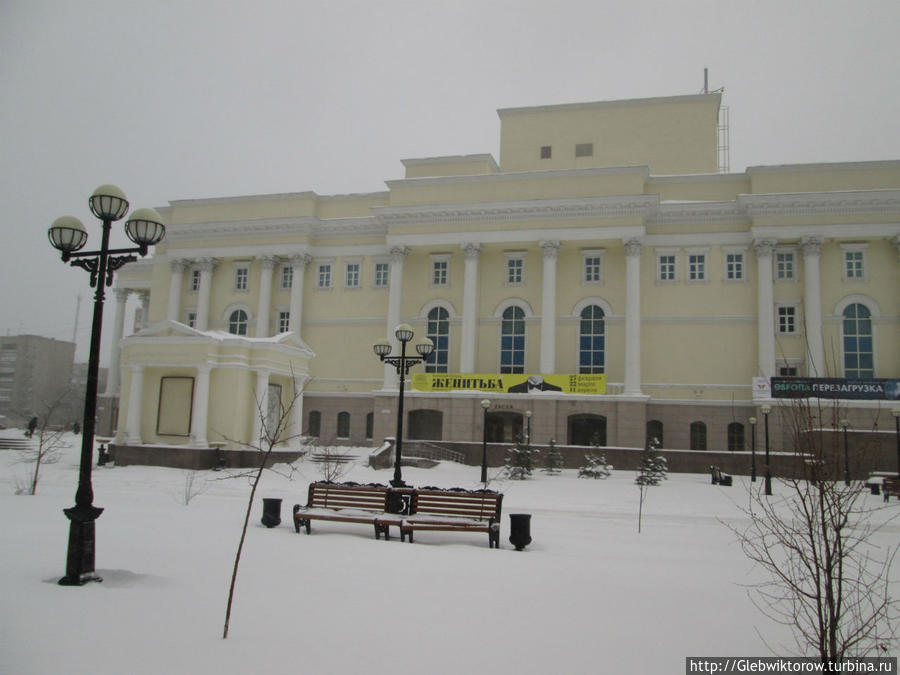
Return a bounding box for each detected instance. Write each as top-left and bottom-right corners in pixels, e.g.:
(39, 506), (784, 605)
(460, 242), (482, 373)
(190, 364), (211, 447)
(623, 238), (643, 396)
(104, 288), (129, 395)
(252, 369), (270, 446)
(167, 258), (187, 322)
(195, 258), (218, 331)
(287, 254), (311, 335)
(255, 255), (276, 337)
(539, 240), (561, 373)
(124, 364), (145, 444)
(383, 246), (408, 389)
(801, 237), (825, 377)
(754, 239), (777, 378)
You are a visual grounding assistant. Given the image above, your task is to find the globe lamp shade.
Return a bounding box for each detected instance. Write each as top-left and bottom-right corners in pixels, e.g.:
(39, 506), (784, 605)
(48, 216), (88, 254)
(125, 208), (166, 247)
(89, 184), (129, 221)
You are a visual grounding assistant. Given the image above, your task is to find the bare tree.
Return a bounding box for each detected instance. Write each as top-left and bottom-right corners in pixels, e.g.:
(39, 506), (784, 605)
(308, 441), (355, 483)
(728, 398), (897, 661)
(16, 392), (72, 495)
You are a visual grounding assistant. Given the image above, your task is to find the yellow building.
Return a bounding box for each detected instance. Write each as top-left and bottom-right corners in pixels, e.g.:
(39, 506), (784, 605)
(109, 93), (900, 459)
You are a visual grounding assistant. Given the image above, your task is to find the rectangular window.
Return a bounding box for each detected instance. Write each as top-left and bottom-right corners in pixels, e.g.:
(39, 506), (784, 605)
(778, 306), (797, 334)
(844, 250), (865, 279)
(235, 265), (249, 291)
(190, 269), (201, 292)
(658, 254), (676, 282)
(186, 311), (196, 328)
(278, 311), (290, 333)
(345, 262), (360, 288)
(725, 252), (744, 280)
(540, 145), (552, 159)
(688, 254), (706, 281)
(317, 264), (332, 288)
(156, 377), (194, 437)
(779, 366), (798, 377)
(776, 251), (795, 280)
(506, 256), (523, 285)
(280, 265), (293, 290)
(374, 262), (389, 288)
(584, 256), (602, 283)
(432, 259), (448, 286)
(575, 143), (593, 157)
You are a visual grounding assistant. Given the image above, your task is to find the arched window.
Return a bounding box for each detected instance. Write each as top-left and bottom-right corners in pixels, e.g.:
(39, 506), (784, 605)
(500, 306), (526, 373)
(690, 422), (707, 451)
(228, 309), (248, 335)
(365, 412), (374, 440)
(646, 420), (664, 448)
(307, 411), (321, 437)
(425, 307), (450, 373)
(843, 303), (874, 379)
(727, 422), (745, 451)
(578, 305), (605, 374)
(336, 412), (350, 439)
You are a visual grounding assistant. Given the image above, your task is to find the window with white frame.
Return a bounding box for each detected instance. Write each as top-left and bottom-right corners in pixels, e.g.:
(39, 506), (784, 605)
(575, 142), (593, 157)
(186, 311), (197, 328)
(190, 269), (201, 292)
(317, 263), (332, 289)
(724, 250), (745, 281)
(777, 305), (797, 334)
(500, 306), (526, 374)
(374, 262), (389, 288)
(505, 253), (524, 286)
(345, 262), (361, 288)
(280, 264), (293, 290)
(228, 309), (248, 335)
(775, 250), (795, 280)
(278, 311), (290, 333)
(778, 360), (801, 377)
(234, 264), (249, 291)
(583, 250), (604, 284)
(578, 305), (605, 374)
(425, 306), (450, 373)
(687, 252), (707, 281)
(657, 251), (677, 282)
(842, 303), (874, 378)
(431, 255), (450, 286)
(842, 245), (867, 281)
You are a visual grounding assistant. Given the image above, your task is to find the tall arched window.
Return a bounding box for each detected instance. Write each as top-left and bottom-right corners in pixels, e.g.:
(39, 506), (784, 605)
(365, 412), (374, 440)
(578, 305), (605, 374)
(425, 307), (450, 373)
(843, 303), (874, 378)
(228, 309), (248, 335)
(727, 422), (745, 451)
(307, 410), (321, 437)
(336, 412), (350, 439)
(500, 306), (526, 373)
(690, 422), (707, 451)
(646, 420), (664, 448)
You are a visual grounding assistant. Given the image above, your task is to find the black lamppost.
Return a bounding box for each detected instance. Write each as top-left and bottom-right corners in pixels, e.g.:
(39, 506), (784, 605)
(48, 185), (166, 586)
(373, 323), (433, 487)
(840, 418), (850, 486)
(749, 416), (757, 482)
(761, 404), (772, 496)
(525, 409), (532, 448)
(892, 409), (900, 479)
(480, 399), (491, 484)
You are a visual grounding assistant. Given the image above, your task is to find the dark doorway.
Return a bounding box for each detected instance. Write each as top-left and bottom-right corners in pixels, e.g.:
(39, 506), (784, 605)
(485, 411), (523, 443)
(408, 409), (443, 441)
(568, 414), (607, 446)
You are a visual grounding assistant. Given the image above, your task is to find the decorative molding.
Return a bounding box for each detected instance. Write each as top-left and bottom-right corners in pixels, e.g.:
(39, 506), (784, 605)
(752, 239), (777, 258)
(800, 236), (824, 258)
(164, 215), (384, 242)
(738, 189), (900, 217)
(649, 201), (748, 225)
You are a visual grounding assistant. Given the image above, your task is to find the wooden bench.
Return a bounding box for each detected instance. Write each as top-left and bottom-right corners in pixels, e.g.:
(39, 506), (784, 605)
(397, 487), (503, 548)
(883, 478), (900, 503)
(709, 465), (733, 486)
(292, 482), (411, 539)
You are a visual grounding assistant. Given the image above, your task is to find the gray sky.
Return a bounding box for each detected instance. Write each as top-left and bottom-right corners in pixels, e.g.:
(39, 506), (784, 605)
(2, 0), (899, 365)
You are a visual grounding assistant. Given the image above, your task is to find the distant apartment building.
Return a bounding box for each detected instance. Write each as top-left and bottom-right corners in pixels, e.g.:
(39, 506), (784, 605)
(0, 335), (76, 426)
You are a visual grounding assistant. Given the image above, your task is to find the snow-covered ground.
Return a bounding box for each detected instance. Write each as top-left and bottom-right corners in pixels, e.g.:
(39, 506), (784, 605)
(2, 430), (897, 674)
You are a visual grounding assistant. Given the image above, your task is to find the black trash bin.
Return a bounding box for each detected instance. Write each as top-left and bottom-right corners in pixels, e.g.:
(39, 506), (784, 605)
(509, 513), (532, 551)
(261, 498), (283, 528)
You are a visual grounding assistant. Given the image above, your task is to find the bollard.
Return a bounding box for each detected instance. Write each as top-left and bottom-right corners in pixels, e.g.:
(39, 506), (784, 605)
(508, 513), (532, 551)
(261, 498), (283, 528)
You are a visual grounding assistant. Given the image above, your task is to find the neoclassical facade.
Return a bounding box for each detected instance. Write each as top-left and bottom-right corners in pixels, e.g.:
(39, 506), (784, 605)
(109, 93), (900, 454)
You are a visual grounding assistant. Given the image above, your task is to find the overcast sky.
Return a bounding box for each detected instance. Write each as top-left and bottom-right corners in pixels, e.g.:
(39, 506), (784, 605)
(2, 0), (899, 365)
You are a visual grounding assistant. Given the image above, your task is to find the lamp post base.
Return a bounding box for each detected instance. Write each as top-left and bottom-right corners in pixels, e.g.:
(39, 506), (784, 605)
(59, 504), (104, 586)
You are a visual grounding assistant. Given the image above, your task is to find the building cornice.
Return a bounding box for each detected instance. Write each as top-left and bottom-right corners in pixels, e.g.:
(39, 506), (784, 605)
(497, 93), (720, 117)
(650, 201), (748, 225)
(385, 164), (650, 189)
(737, 189), (900, 217)
(747, 160), (900, 174)
(163, 215), (385, 242)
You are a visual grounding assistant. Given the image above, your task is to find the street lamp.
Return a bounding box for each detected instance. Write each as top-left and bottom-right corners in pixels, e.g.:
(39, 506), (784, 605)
(481, 399), (491, 484)
(840, 418), (850, 486)
(49, 185), (165, 586)
(892, 409), (900, 479)
(761, 404), (772, 496)
(525, 409), (532, 448)
(373, 324), (433, 487)
(749, 416), (757, 482)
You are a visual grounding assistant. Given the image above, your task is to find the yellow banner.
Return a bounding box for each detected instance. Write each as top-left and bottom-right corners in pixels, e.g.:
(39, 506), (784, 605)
(411, 373), (606, 394)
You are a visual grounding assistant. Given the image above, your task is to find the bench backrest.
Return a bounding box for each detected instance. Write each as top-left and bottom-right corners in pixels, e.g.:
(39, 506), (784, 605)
(307, 483), (389, 511)
(410, 489), (503, 521)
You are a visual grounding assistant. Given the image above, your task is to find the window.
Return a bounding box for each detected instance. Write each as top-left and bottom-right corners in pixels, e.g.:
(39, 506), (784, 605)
(500, 306), (526, 373)
(190, 269), (201, 292)
(425, 307), (450, 373)
(540, 145), (552, 159)
(186, 311), (197, 328)
(777, 306), (797, 334)
(431, 257), (449, 286)
(578, 305), (605, 374)
(365, 412), (374, 440)
(646, 420), (664, 448)
(374, 262), (389, 288)
(278, 311), (290, 334)
(280, 265), (293, 290)
(842, 303), (874, 378)
(505, 254), (524, 285)
(658, 253), (676, 282)
(725, 252), (744, 281)
(688, 253), (706, 281)
(345, 262), (360, 288)
(336, 412), (350, 439)
(228, 309), (248, 335)
(728, 423), (745, 451)
(583, 250), (604, 284)
(307, 411), (321, 437)
(776, 251), (795, 280)
(575, 142), (593, 157)
(779, 365), (799, 377)
(690, 422), (707, 451)
(234, 265), (249, 291)
(317, 263), (332, 289)
(842, 246), (867, 281)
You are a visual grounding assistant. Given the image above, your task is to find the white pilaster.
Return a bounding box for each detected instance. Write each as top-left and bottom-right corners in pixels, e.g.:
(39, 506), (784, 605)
(384, 246), (408, 389)
(190, 363), (211, 447)
(252, 369), (270, 446)
(124, 364), (145, 444)
(754, 239), (777, 378)
(255, 255), (276, 338)
(623, 238), (643, 396)
(460, 242), (482, 373)
(134, 291), (150, 332)
(289, 375), (308, 444)
(801, 237), (825, 377)
(287, 254), (311, 335)
(105, 288), (130, 395)
(167, 258), (187, 322)
(195, 258), (218, 332)
(539, 240), (561, 373)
